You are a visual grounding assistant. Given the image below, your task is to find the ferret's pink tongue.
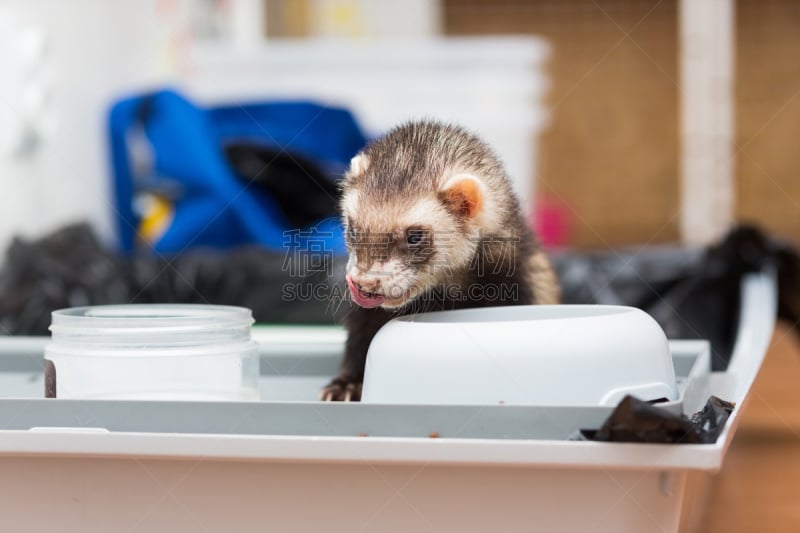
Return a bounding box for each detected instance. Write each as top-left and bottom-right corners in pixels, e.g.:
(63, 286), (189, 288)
(346, 275), (386, 308)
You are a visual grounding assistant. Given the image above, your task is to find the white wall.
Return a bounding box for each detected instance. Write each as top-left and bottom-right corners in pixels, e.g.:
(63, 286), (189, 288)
(0, 0), (195, 253)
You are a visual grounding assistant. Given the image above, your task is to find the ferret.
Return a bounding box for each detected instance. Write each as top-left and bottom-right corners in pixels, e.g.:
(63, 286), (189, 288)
(321, 121), (559, 401)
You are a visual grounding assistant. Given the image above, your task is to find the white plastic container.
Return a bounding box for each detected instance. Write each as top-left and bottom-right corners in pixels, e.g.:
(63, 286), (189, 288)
(44, 304), (259, 400)
(361, 305), (678, 406)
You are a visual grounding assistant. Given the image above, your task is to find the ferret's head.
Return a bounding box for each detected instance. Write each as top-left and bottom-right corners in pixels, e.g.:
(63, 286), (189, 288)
(341, 121), (514, 310)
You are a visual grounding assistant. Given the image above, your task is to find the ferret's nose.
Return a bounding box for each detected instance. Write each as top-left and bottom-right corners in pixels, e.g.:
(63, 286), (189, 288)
(351, 276), (381, 294)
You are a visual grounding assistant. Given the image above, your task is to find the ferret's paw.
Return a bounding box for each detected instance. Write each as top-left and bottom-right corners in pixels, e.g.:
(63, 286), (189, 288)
(320, 377), (362, 402)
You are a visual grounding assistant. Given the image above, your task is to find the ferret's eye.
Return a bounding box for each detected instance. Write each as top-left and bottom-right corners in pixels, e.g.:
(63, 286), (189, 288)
(406, 229), (424, 246)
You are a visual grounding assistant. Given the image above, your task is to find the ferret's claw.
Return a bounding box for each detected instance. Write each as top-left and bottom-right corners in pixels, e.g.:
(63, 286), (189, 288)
(320, 378), (362, 402)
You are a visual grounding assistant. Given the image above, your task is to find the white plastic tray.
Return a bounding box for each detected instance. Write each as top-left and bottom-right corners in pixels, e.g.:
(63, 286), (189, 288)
(0, 272), (777, 533)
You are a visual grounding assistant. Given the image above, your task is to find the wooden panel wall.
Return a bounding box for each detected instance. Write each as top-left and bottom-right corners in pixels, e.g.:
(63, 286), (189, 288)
(735, 0), (800, 242)
(445, 0), (800, 247)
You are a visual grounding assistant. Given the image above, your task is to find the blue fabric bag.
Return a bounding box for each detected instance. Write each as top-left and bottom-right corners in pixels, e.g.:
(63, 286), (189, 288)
(108, 89), (367, 255)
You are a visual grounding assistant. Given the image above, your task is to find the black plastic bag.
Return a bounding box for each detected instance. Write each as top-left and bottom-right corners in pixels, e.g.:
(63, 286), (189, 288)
(0, 223), (346, 335)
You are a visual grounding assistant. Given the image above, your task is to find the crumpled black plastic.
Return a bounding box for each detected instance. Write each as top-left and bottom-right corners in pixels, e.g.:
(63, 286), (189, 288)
(580, 395), (736, 444)
(0, 224), (129, 335)
(0, 223), (347, 336)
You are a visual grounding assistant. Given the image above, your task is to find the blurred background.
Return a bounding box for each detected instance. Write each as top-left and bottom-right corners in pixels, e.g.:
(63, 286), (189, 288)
(1, 0), (797, 255)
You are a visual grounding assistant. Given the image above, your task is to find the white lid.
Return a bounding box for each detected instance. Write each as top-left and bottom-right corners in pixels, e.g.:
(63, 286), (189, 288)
(49, 304), (254, 346)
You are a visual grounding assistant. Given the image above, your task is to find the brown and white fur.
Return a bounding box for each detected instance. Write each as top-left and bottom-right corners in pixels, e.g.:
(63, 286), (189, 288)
(321, 121), (559, 401)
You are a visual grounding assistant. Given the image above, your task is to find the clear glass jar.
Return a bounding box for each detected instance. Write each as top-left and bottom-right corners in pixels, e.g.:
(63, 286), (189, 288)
(45, 304), (259, 400)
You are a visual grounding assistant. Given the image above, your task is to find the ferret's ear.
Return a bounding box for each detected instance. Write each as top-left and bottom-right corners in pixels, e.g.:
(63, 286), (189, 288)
(439, 174), (484, 219)
(349, 154), (369, 176)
